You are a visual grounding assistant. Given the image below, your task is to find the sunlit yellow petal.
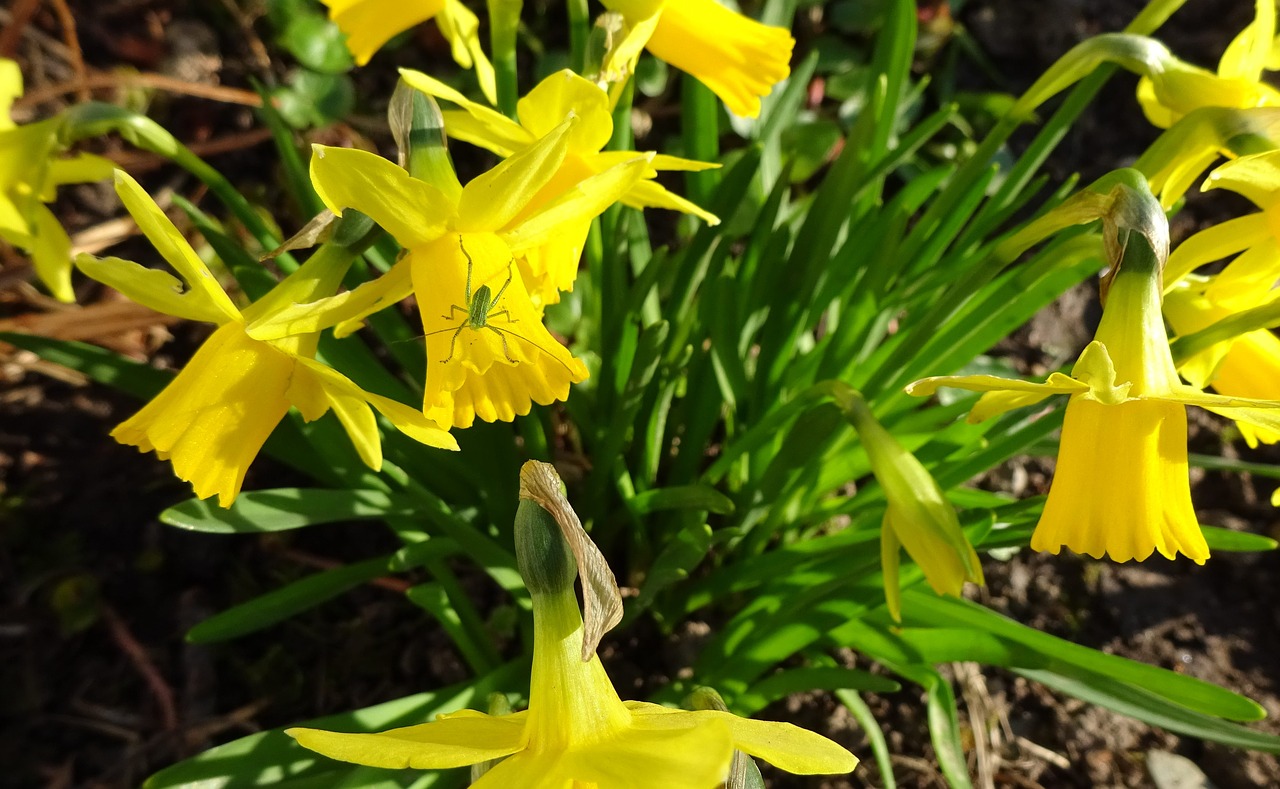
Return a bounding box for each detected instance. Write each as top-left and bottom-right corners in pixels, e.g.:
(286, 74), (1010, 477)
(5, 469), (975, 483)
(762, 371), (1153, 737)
(0, 58), (21, 127)
(44, 153), (115, 190)
(310, 144), (453, 246)
(29, 203), (73, 302)
(1217, 0), (1275, 81)
(321, 0), (446, 66)
(246, 258), (414, 341)
(75, 253), (236, 323)
(620, 178), (720, 226)
(1164, 213), (1270, 285)
(400, 68), (531, 155)
(287, 713), (526, 770)
(436, 0), (497, 104)
(563, 719), (733, 788)
(113, 170), (242, 324)
(1031, 397), (1207, 563)
(505, 154), (654, 253)
(1204, 149), (1280, 207)
(905, 371), (1086, 400)
(457, 118), (573, 233)
(517, 70), (614, 152)
(642, 0), (793, 118)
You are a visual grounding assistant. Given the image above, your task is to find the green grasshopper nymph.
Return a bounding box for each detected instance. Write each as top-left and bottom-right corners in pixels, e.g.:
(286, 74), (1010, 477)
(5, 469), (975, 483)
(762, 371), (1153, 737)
(424, 238), (574, 372)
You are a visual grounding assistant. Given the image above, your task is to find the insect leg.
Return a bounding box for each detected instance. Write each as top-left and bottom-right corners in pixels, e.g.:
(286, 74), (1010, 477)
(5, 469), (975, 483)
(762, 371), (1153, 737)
(458, 237), (474, 305)
(441, 324), (466, 363)
(487, 325), (517, 363)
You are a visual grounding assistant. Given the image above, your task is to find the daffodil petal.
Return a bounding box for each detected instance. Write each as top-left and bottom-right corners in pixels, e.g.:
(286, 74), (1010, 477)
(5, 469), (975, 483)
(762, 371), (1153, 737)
(905, 372), (1086, 399)
(565, 714), (733, 789)
(1203, 238), (1280, 310)
(45, 152), (115, 189)
(400, 68), (530, 155)
(436, 0), (497, 104)
(880, 518), (903, 622)
(626, 704), (858, 776)
(518, 70), (614, 151)
(321, 0), (446, 66)
(457, 118), (573, 232)
(1217, 0), (1275, 81)
(470, 751), (568, 789)
(619, 178), (720, 225)
(505, 154), (654, 253)
(75, 253), (237, 323)
(113, 170), (242, 324)
(0, 58), (21, 127)
(246, 258), (413, 341)
(310, 144), (452, 247)
(29, 203), (73, 302)
(1205, 151), (1280, 207)
(1164, 213), (1270, 285)
(292, 360), (382, 469)
(288, 713), (526, 770)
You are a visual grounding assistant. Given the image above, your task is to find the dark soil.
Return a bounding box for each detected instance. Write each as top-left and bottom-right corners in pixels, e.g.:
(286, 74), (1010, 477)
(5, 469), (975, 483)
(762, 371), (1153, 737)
(3, 1), (1280, 788)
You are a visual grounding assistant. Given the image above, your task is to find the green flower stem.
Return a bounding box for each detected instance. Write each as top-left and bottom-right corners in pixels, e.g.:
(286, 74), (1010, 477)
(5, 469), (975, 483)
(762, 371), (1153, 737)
(682, 77), (720, 206)
(488, 0), (522, 118)
(567, 0), (591, 74)
(1171, 298), (1280, 364)
(61, 103), (294, 269)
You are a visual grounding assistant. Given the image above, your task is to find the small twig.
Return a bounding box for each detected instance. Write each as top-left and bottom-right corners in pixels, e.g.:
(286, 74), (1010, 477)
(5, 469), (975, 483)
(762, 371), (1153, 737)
(278, 547), (412, 594)
(1014, 736), (1071, 770)
(44, 0), (88, 102)
(101, 604), (180, 731)
(104, 127), (275, 174)
(17, 70), (264, 109)
(0, 0), (40, 58)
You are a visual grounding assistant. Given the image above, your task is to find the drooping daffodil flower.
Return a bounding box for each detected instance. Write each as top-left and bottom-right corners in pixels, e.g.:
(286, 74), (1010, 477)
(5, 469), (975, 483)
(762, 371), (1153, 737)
(246, 119), (652, 429)
(399, 67), (719, 304)
(1014, 1), (1280, 130)
(599, 0), (794, 119)
(76, 170), (457, 506)
(838, 388), (983, 621)
(909, 185), (1280, 563)
(288, 461), (858, 787)
(0, 58), (114, 302)
(318, 0), (495, 103)
(1162, 151), (1280, 447)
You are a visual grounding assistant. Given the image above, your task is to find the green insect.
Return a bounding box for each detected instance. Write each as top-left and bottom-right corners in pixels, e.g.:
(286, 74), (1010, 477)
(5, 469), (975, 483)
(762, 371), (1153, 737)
(426, 239), (572, 372)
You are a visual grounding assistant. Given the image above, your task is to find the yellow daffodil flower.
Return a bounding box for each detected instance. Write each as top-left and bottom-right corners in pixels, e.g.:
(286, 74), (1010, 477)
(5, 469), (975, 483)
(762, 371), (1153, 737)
(318, 0), (496, 103)
(1135, 0), (1279, 128)
(599, 0), (794, 119)
(288, 461), (857, 787)
(1161, 151), (1280, 446)
(400, 67), (719, 303)
(909, 201), (1280, 563)
(77, 170), (457, 506)
(840, 390), (982, 621)
(1133, 106), (1280, 208)
(247, 120), (652, 428)
(1016, 2), (1280, 130)
(0, 58), (113, 302)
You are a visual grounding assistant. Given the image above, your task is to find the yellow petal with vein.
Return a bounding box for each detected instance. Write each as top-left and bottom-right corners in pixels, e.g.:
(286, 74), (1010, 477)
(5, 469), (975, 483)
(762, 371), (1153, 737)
(310, 145), (452, 247)
(288, 713), (526, 770)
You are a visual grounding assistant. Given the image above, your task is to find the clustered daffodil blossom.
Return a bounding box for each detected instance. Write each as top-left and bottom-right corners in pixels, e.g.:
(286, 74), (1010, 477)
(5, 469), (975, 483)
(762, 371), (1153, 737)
(908, 185), (1280, 564)
(289, 462), (858, 786)
(839, 388), (983, 621)
(600, 0), (794, 119)
(318, 0), (496, 103)
(1162, 151), (1280, 447)
(77, 170), (456, 506)
(0, 58), (114, 302)
(247, 116), (652, 429)
(400, 68), (719, 303)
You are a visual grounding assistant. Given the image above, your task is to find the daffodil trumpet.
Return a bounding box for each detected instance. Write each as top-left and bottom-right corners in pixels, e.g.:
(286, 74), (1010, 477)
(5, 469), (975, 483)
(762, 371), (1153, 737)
(288, 461), (858, 787)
